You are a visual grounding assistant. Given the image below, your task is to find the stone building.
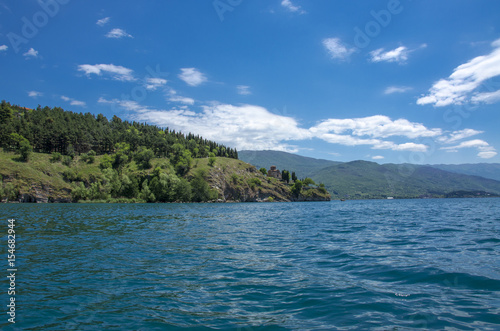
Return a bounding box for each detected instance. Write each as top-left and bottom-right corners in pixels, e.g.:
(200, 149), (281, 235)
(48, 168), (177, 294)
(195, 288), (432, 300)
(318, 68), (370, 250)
(267, 165), (282, 180)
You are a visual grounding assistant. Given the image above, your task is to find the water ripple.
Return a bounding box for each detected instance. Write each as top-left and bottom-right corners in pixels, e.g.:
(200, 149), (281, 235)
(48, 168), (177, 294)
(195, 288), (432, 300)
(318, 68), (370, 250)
(0, 199), (499, 330)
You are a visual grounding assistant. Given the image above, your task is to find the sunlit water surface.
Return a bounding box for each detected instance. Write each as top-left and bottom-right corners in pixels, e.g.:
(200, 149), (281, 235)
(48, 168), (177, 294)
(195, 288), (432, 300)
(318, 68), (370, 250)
(1, 199), (499, 330)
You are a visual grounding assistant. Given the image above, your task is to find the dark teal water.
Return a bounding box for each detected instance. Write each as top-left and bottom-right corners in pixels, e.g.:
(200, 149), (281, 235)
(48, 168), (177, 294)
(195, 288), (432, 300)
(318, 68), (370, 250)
(1, 199), (499, 330)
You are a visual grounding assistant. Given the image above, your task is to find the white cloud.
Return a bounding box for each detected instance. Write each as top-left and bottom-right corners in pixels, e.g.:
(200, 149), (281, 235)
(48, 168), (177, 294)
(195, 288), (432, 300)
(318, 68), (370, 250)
(78, 64), (135, 81)
(441, 139), (497, 159)
(372, 155), (384, 160)
(61, 96), (86, 107)
(178, 68), (207, 86)
(0, 45), (8, 52)
(370, 46), (408, 63)
(167, 89), (195, 105)
(127, 103), (310, 152)
(28, 91), (42, 98)
(23, 48), (38, 58)
(96, 17), (110, 26)
(471, 89), (500, 104)
(322, 38), (356, 61)
(145, 77), (167, 90)
(437, 128), (483, 144)
(310, 115), (442, 140)
(418, 38), (500, 107)
(105, 28), (133, 39)
(105, 99), (494, 157)
(281, 0), (305, 14)
(384, 86), (413, 95)
(237, 85), (251, 95)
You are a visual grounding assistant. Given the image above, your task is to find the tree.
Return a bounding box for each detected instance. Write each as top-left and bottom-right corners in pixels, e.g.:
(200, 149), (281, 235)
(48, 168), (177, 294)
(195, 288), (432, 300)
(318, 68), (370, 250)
(135, 148), (154, 169)
(208, 152), (216, 167)
(8, 133), (32, 162)
(291, 180), (303, 197)
(71, 182), (88, 202)
(303, 177), (316, 186)
(191, 170), (217, 202)
(139, 180), (156, 202)
(259, 167), (267, 176)
(291, 171), (297, 182)
(282, 170), (290, 183)
(19, 139), (32, 162)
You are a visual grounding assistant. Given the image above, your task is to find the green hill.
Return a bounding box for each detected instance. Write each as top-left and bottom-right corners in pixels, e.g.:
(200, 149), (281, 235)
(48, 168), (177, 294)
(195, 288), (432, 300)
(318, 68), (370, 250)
(238, 150), (340, 179)
(311, 160), (500, 199)
(429, 163), (500, 182)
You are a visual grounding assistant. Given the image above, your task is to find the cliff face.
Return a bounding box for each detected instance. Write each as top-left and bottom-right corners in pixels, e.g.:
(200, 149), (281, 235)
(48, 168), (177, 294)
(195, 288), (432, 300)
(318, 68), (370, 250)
(199, 158), (331, 202)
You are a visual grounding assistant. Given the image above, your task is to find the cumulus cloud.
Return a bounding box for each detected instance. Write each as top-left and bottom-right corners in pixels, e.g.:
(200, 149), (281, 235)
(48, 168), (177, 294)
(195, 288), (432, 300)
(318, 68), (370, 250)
(178, 68), (207, 87)
(0, 45), (8, 52)
(110, 99), (441, 153)
(23, 48), (38, 58)
(145, 77), (167, 90)
(105, 28), (133, 39)
(237, 85), (251, 95)
(28, 91), (42, 98)
(441, 139), (497, 159)
(61, 96), (86, 107)
(310, 115), (442, 140)
(322, 38), (356, 61)
(384, 86), (413, 95)
(78, 64), (135, 81)
(96, 17), (110, 26)
(281, 0), (305, 14)
(122, 102), (310, 152)
(417, 38), (500, 107)
(372, 155), (385, 160)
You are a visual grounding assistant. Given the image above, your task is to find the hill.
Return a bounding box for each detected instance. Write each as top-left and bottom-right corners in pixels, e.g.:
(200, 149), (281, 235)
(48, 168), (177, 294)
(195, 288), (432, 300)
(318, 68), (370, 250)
(238, 150), (340, 179)
(0, 151), (330, 203)
(311, 160), (500, 199)
(429, 163), (500, 182)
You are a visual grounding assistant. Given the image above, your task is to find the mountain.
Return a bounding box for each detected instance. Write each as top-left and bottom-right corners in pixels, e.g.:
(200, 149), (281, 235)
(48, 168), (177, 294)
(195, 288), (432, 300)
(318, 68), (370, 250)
(238, 150), (340, 179)
(311, 160), (500, 199)
(429, 163), (500, 182)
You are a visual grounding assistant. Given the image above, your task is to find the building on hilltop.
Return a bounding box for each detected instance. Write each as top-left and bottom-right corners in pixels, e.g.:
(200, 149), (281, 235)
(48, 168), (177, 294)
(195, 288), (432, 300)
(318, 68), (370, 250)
(267, 165), (282, 180)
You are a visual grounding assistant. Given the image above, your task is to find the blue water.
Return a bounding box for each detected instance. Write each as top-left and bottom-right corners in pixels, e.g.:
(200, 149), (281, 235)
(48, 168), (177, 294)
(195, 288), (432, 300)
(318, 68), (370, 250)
(1, 199), (499, 330)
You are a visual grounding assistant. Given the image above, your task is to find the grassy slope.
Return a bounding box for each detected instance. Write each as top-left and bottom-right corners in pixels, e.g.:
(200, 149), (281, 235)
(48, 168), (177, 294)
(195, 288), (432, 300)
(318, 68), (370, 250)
(312, 160), (500, 199)
(0, 151), (330, 202)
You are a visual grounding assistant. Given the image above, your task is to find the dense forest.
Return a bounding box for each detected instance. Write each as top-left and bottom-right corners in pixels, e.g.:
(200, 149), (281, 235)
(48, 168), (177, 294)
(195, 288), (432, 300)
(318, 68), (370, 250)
(0, 100), (239, 202)
(0, 100), (237, 159)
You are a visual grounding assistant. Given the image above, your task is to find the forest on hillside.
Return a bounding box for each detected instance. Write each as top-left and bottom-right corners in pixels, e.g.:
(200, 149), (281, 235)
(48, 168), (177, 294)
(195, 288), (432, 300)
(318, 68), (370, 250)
(0, 100), (238, 203)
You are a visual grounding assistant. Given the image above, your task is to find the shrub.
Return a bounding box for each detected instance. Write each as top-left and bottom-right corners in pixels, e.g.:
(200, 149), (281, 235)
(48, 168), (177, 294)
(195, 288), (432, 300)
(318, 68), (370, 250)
(50, 152), (62, 163)
(62, 155), (73, 167)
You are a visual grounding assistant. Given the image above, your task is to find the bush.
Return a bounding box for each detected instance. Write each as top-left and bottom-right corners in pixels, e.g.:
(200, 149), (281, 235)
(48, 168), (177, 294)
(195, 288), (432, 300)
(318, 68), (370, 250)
(259, 168), (267, 176)
(50, 152), (62, 163)
(247, 178), (262, 190)
(62, 155), (73, 167)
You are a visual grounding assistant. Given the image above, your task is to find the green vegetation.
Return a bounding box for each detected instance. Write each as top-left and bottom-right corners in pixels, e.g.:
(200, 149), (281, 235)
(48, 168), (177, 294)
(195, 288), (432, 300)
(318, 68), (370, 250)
(0, 101), (330, 203)
(312, 160), (500, 199)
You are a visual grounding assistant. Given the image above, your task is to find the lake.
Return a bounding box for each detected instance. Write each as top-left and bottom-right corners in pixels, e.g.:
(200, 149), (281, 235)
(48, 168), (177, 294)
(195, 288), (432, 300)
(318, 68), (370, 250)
(1, 199), (499, 330)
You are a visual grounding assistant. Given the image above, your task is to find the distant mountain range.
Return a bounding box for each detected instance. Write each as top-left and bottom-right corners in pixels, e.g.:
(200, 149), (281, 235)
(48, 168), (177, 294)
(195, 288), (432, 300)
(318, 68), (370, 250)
(238, 150), (339, 178)
(239, 150), (500, 199)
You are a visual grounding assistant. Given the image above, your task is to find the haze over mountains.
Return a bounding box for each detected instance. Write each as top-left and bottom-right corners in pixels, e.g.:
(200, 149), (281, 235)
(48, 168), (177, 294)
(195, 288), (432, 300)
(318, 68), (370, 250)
(239, 150), (500, 199)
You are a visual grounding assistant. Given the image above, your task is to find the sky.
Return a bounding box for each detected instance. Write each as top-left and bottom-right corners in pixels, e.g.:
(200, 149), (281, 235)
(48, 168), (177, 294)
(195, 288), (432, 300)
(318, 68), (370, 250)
(1, 0), (500, 164)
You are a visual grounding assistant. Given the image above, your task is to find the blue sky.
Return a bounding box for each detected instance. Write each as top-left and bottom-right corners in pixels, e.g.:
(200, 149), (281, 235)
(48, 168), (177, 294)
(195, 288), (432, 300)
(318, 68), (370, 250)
(1, 0), (500, 164)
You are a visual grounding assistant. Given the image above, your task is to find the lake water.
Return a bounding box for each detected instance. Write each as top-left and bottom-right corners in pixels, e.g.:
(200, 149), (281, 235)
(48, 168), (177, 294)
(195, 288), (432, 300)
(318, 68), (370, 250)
(1, 199), (499, 330)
